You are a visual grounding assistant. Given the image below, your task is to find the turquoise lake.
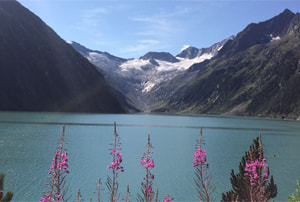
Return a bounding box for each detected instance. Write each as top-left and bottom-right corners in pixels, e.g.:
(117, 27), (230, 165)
(0, 112), (299, 201)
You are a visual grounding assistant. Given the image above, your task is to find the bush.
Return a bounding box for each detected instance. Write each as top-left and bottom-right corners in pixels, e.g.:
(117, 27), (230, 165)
(288, 180), (300, 202)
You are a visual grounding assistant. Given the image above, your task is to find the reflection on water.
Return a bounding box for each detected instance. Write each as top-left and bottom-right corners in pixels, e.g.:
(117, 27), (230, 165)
(0, 112), (299, 201)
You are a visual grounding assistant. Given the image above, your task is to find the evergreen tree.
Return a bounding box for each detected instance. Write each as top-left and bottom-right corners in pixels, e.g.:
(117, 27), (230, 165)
(221, 135), (277, 201)
(0, 173), (13, 202)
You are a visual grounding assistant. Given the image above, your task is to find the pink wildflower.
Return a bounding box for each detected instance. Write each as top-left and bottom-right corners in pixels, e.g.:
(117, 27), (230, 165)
(244, 157), (269, 186)
(138, 134), (156, 201)
(163, 196), (174, 202)
(107, 124), (124, 173)
(40, 193), (52, 202)
(140, 159), (146, 166)
(141, 157), (155, 168)
(144, 185), (152, 194)
(193, 128), (214, 201)
(145, 158), (155, 168)
(106, 122), (123, 201)
(41, 125), (69, 202)
(117, 152), (121, 157)
(193, 148), (208, 167)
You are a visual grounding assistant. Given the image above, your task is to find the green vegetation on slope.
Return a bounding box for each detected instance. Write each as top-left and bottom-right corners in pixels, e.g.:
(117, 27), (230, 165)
(152, 30), (300, 119)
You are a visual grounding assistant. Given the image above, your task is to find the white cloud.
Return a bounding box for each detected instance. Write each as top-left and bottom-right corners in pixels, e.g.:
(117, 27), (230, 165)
(120, 39), (160, 55)
(70, 3), (201, 58)
(70, 7), (110, 45)
(121, 44), (148, 54)
(87, 7), (108, 15)
(81, 8), (108, 27)
(131, 15), (175, 37)
(129, 6), (194, 42)
(123, 7), (194, 57)
(131, 16), (154, 23)
(138, 39), (160, 45)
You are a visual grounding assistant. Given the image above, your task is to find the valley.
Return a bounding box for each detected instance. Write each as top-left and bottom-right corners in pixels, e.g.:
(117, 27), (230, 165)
(1, 1), (300, 119)
(69, 37), (232, 112)
(70, 9), (300, 119)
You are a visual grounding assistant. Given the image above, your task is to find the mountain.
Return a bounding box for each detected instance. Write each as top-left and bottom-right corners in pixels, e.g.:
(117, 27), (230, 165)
(151, 9), (300, 119)
(68, 41), (142, 112)
(176, 37), (234, 59)
(0, 0), (124, 113)
(219, 9), (295, 57)
(140, 52), (179, 63)
(67, 41), (127, 85)
(70, 37), (231, 112)
(68, 8), (300, 119)
(68, 41), (127, 72)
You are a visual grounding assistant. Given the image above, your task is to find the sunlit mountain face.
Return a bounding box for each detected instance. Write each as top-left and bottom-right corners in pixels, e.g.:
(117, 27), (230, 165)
(69, 37), (232, 112)
(71, 9), (300, 119)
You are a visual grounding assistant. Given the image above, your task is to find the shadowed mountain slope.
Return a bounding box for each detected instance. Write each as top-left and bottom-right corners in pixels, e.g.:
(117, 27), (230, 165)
(0, 0), (124, 113)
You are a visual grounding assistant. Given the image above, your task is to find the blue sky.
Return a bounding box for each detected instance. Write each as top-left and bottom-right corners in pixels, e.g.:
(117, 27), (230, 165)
(18, 0), (300, 59)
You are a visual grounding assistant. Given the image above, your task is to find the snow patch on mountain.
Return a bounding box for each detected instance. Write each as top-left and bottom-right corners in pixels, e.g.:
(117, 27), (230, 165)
(118, 53), (214, 93)
(88, 51), (109, 61)
(69, 38), (231, 106)
(270, 34), (281, 41)
(120, 59), (152, 71)
(120, 53), (213, 73)
(217, 45), (224, 51)
(142, 81), (156, 93)
(181, 45), (191, 51)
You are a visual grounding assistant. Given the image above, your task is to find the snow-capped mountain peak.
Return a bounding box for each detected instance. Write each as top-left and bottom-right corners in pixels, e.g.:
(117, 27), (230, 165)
(176, 36), (234, 59)
(69, 36), (232, 109)
(181, 45), (191, 51)
(119, 53), (214, 73)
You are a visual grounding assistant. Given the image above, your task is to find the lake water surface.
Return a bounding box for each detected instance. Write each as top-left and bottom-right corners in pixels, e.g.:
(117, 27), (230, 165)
(0, 112), (299, 201)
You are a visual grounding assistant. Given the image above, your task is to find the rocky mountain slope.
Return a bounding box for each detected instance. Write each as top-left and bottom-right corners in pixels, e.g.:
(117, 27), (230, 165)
(70, 8), (300, 119)
(70, 37), (231, 111)
(151, 9), (300, 119)
(0, 0), (125, 113)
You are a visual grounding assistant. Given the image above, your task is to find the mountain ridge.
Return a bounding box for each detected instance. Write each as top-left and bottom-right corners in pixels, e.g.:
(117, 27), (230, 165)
(219, 9), (295, 57)
(177, 36), (234, 59)
(150, 8), (300, 119)
(45, 5), (300, 119)
(70, 35), (231, 111)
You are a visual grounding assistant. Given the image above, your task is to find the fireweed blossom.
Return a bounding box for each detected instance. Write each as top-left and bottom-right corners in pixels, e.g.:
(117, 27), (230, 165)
(40, 125), (69, 202)
(243, 134), (272, 201)
(107, 150), (123, 171)
(163, 195), (174, 202)
(193, 148), (208, 168)
(141, 158), (155, 169)
(106, 122), (124, 202)
(49, 151), (69, 173)
(244, 158), (269, 186)
(137, 134), (158, 202)
(193, 128), (215, 202)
